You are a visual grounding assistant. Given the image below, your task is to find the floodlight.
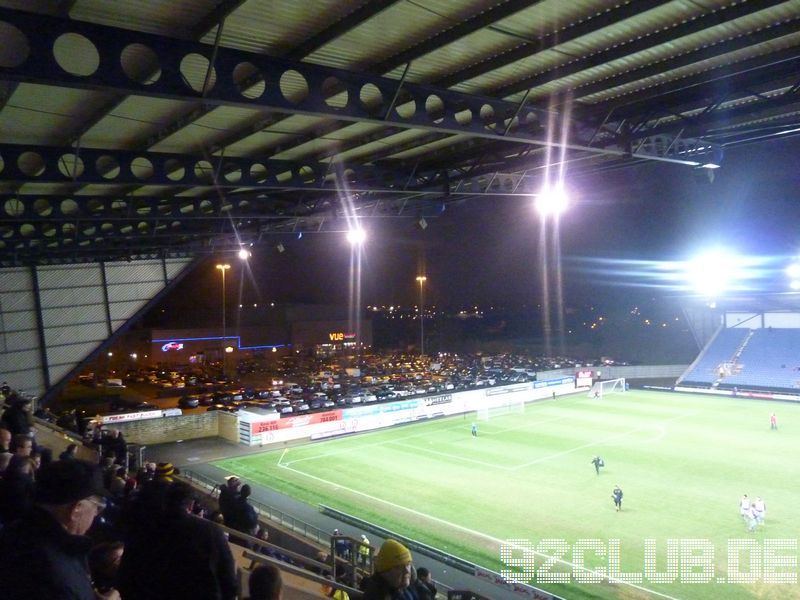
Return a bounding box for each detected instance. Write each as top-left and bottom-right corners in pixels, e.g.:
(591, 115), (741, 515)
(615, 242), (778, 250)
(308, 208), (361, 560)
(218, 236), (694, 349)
(685, 250), (741, 297)
(238, 248), (251, 260)
(698, 145), (724, 169)
(535, 184), (568, 217)
(787, 263), (800, 279)
(347, 227), (367, 245)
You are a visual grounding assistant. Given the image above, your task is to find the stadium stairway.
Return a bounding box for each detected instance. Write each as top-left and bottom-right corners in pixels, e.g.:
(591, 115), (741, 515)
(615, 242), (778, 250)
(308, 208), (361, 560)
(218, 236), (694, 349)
(678, 327), (750, 386)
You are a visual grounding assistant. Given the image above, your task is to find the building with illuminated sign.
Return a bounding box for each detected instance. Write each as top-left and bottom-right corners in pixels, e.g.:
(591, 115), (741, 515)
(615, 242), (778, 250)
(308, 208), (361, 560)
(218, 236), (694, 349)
(148, 304), (372, 364)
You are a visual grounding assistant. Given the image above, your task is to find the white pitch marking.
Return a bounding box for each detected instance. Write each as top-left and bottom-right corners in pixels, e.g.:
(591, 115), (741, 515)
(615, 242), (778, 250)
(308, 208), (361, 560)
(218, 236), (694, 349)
(509, 411), (696, 471)
(277, 461), (682, 600)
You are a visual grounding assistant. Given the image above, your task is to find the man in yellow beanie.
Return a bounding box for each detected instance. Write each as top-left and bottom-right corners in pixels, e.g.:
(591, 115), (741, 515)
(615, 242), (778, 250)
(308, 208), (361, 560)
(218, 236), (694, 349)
(361, 538), (414, 599)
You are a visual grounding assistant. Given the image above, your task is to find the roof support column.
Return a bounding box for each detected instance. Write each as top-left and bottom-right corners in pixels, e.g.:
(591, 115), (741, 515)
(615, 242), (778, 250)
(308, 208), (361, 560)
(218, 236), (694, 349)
(100, 261), (113, 337)
(30, 266), (51, 391)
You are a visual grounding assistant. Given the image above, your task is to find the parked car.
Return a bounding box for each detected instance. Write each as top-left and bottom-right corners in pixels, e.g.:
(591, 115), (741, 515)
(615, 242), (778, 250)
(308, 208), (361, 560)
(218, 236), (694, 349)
(178, 395), (200, 408)
(109, 398), (154, 413)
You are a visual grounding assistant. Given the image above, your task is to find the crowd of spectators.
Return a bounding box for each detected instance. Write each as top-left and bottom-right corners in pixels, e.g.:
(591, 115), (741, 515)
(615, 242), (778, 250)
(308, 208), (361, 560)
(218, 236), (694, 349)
(0, 381), (459, 599)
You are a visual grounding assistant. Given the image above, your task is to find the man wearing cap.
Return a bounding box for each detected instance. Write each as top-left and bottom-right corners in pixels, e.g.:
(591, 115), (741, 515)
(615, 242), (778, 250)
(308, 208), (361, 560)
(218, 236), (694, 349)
(361, 538), (414, 600)
(0, 459), (120, 599)
(155, 461), (177, 483)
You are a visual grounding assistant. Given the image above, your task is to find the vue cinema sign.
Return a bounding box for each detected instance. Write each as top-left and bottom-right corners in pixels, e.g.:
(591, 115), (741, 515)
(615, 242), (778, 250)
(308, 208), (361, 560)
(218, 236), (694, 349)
(328, 332), (357, 342)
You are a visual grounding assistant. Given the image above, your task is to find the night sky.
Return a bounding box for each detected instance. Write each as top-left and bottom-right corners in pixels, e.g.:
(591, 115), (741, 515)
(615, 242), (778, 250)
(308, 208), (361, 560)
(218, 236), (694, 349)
(154, 134), (800, 320)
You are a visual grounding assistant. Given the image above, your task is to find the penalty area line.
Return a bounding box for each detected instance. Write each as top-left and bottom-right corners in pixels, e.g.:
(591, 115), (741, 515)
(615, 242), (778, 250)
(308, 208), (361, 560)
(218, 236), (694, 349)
(277, 462), (682, 600)
(510, 410), (696, 471)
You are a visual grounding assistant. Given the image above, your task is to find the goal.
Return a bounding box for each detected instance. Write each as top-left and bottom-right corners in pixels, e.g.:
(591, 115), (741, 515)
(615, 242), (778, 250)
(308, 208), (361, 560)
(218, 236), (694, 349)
(476, 397), (525, 420)
(587, 378), (627, 398)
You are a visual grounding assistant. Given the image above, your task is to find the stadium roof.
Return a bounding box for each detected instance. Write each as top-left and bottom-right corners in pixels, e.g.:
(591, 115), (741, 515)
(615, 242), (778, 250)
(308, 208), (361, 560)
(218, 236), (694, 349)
(2, 0), (800, 266)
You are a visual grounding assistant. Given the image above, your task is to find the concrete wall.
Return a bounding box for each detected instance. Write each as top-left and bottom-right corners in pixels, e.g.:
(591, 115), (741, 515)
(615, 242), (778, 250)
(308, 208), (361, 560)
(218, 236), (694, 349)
(35, 420), (98, 462)
(218, 411), (240, 443)
(113, 412), (219, 445)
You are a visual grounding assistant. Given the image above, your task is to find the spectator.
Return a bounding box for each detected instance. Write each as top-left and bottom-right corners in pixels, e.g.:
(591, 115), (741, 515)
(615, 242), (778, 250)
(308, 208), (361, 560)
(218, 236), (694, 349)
(101, 456), (117, 488)
(154, 461), (177, 483)
(229, 483), (259, 541)
(136, 461), (156, 485)
(0, 451), (12, 475)
(89, 541), (125, 595)
(118, 481), (237, 600)
(1, 381), (10, 397)
(30, 449), (42, 471)
(0, 459), (119, 599)
(11, 433), (33, 458)
(413, 567), (437, 600)
(59, 443), (79, 460)
(1, 394), (33, 436)
(34, 406), (57, 423)
(218, 475), (241, 524)
(322, 574), (350, 600)
(361, 539), (414, 600)
(105, 429), (128, 464)
(247, 563), (283, 600)
(0, 426), (11, 453)
(0, 456), (36, 523)
(333, 528), (351, 560)
(56, 409), (79, 433)
(358, 534), (371, 568)
(108, 466), (127, 499)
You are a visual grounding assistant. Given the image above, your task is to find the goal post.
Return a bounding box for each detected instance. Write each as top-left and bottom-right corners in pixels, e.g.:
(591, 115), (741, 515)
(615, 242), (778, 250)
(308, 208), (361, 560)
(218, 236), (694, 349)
(477, 397), (525, 421)
(588, 378), (627, 398)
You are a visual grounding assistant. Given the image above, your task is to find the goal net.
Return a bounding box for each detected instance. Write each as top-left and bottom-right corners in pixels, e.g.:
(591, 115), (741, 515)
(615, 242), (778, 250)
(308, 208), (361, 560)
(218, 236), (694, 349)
(587, 378), (627, 398)
(476, 398), (525, 420)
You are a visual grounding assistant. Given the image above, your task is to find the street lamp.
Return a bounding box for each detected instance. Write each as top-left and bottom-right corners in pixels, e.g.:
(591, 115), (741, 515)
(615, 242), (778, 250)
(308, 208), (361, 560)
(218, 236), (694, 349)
(416, 275), (427, 355)
(216, 264), (231, 375)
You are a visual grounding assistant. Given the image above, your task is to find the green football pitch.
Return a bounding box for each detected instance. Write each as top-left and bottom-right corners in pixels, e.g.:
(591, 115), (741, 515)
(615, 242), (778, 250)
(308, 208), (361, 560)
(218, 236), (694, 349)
(213, 390), (800, 600)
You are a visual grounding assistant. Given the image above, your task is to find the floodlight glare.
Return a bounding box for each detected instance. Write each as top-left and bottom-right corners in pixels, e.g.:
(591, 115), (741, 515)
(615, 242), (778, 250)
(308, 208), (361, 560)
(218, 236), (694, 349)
(786, 263), (800, 279)
(685, 250), (740, 297)
(535, 184), (568, 217)
(791, 280), (800, 291)
(238, 248), (251, 260)
(347, 228), (367, 245)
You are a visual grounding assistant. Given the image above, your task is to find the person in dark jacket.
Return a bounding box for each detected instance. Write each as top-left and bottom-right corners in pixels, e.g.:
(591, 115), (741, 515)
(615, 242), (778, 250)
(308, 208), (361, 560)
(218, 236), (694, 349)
(117, 480), (237, 600)
(0, 459), (119, 599)
(218, 475), (241, 524)
(0, 455), (36, 523)
(1, 395), (33, 436)
(229, 483), (259, 537)
(412, 567), (436, 600)
(361, 539), (416, 600)
(59, 443), (79, 460)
